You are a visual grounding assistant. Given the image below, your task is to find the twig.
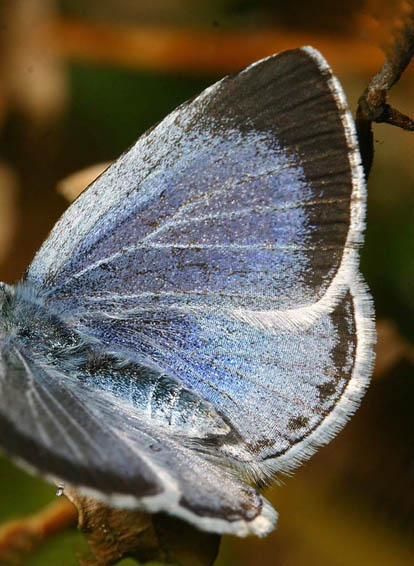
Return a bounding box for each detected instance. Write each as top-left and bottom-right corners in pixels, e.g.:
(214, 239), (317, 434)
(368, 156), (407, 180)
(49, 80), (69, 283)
(49, 18), (390, 75)
(0, 498), (77, 565)
(356, 5), (414, 178)
(0, 487), (220, 566)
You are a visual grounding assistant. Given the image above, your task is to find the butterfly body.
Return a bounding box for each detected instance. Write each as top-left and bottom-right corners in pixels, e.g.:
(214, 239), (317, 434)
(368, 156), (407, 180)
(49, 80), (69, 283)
(1, 282), (233, 439)
(0, 47), (375, 536)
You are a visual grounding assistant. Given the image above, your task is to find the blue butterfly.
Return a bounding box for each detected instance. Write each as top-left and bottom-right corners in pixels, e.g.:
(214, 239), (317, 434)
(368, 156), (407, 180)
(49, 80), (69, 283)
(0, 46), (375, 537)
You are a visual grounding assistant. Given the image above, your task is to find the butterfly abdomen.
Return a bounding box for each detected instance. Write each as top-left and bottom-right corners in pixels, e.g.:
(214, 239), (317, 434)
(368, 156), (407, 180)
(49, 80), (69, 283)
(78, 357), (231, 440)
(2, 282), (231, 443)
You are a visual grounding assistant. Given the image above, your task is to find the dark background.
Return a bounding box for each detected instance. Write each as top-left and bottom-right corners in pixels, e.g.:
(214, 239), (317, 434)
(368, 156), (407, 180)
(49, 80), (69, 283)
(0, 1), (412, 565)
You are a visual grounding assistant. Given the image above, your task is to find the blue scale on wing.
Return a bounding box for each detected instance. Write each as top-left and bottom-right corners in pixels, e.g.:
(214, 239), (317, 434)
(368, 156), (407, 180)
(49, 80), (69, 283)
(35, 149), (348, 312)
(46, 245), (313, 313)
(36, 137), (319, 312)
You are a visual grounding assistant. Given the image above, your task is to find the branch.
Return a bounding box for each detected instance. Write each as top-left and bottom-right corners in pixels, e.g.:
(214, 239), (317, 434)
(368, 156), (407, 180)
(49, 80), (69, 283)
(0, 499), (77, 565)
(356, 5), (414, 178)
(0, 487), (220, 566)
(50, 18), (389, 75)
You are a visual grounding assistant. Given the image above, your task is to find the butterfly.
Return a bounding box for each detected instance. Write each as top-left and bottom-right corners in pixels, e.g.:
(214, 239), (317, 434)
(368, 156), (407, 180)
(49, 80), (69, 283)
(0, 46), (375, 537)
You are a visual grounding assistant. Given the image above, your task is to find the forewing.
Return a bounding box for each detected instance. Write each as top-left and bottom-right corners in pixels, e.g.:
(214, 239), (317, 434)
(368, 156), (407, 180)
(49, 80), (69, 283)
(27, 47), (360, 314)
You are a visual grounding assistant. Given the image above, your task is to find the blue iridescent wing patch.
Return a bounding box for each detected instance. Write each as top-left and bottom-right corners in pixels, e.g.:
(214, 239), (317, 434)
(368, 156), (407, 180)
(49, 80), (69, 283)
(0, 46), (375, 536)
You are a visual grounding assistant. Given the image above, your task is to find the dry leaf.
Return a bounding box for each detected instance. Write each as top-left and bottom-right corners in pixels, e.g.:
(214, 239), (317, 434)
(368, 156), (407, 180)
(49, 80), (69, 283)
(57, 163), (112, 203)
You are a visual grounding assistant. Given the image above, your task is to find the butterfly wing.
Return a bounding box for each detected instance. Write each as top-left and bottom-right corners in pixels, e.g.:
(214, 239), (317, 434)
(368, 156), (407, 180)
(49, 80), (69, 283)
(1, 47), (375, 535)
(71, 285), (372, 474)
(0, 340), (275, 535)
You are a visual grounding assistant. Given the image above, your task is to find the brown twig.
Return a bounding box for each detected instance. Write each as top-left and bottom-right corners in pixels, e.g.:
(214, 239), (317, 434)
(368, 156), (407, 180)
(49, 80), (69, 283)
(0, 498), (78, 565)
(0, 487), (220, 566)
(356, 5), (414, 178)
(48, 18), (389, 75)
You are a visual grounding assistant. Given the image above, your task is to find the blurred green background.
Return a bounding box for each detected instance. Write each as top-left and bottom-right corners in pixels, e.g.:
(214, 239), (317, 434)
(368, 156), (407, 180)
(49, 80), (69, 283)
(0, 1), (413, 565)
